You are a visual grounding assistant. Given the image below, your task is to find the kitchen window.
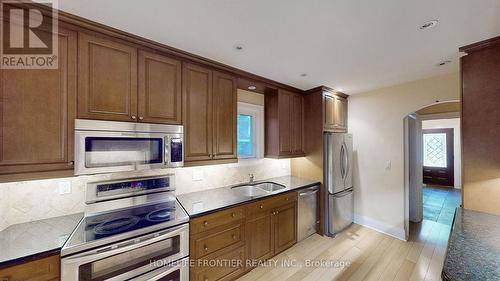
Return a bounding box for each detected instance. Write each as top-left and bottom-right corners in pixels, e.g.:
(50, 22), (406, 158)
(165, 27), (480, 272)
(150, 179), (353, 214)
(237, 102), (264, 159)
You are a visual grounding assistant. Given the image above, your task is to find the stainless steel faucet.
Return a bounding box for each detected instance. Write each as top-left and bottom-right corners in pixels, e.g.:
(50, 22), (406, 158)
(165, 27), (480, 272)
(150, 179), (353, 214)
(249, 173), (255, 183)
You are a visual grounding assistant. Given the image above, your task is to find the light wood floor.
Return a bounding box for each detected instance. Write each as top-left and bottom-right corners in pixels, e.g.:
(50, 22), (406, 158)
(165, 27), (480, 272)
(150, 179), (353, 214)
(237, 220), (452, 281)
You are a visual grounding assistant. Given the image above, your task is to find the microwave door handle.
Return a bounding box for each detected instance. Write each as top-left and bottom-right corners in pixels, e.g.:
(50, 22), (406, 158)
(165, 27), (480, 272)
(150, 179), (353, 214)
(165, 136), (170, 166)
(63, 224), (187, 265)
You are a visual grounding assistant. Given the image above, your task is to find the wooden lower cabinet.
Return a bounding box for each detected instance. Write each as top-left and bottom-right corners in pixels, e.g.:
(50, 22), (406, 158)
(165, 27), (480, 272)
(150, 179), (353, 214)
(0, 254), (60, 281)
(189, 192), (298, 281)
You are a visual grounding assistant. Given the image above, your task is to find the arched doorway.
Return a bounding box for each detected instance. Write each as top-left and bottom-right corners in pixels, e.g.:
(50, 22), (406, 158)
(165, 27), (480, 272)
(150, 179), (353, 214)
(403, 101), (462, 240)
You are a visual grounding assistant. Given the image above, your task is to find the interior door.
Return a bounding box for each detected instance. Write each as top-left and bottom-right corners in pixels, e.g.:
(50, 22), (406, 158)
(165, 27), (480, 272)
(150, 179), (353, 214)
(325, 133), (344, 194)
(423, 128), (454, 186)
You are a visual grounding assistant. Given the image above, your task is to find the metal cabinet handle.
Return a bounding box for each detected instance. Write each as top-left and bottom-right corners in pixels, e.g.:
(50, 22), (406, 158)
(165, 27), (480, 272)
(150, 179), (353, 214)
(68, 161), (74, 166)
(131, 115), (137, 120)
(203, 221), (208, 226)
(232, 234), (236, 240)
(231, 212), (236, 218)
(139, 116), (144, 120)
(204, 245), (208, 251)
(260, 204), (264, 209)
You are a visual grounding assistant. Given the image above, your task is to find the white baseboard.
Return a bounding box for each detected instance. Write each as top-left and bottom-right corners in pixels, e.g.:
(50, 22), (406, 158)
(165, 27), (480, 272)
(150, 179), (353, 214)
(354, 214), (406, 241)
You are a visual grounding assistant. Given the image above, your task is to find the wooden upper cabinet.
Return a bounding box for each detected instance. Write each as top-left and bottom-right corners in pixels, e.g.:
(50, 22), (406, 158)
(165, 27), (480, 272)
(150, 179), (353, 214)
(0, 27), (77, 175)
(265, 89), (304, 158)
(182, 63), (237, 165)
(291, 94), (304, 154)
(78, 32), (138, 122)
(324, 93), (347, 132)
(182, 63), (213, 162)
(138, 50), (182, 124)
(212, 71), (237, 160)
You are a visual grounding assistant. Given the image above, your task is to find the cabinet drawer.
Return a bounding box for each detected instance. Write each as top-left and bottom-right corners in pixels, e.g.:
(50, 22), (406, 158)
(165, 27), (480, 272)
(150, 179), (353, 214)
(191, 207), (244, 235)
(193, 223), (244, 259)
(192, 246), (246, 281)
(0, 254), (60, 281)
(246, 192), (297, 217)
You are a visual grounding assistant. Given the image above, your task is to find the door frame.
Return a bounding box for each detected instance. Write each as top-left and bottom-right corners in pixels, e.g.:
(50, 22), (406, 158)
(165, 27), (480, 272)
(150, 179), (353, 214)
(422, 128), (455, 187)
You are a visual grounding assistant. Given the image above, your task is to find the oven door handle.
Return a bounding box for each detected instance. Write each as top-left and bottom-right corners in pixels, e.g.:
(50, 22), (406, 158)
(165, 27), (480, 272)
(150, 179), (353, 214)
(129, 257), (189, 281)
(63, 224), (188, 264)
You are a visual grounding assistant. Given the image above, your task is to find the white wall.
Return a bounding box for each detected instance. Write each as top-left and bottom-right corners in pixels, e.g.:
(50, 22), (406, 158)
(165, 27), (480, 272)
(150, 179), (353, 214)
(348, 73), (459, 240)
(422, 118), (461, 189)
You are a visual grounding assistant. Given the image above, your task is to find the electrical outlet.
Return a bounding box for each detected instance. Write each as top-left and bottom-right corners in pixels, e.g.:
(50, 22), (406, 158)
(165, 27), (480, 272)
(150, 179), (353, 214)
(385, 161), (392, 170)
(192, 170), (204, 181)
(58, 181), (72, 195)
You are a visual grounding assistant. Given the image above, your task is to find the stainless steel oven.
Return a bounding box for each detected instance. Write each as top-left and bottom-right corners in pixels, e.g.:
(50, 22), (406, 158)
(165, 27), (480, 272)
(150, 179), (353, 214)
(61, 175), (190, 281)
(75, 119), (183, 175)
(61, 224), (189, 281)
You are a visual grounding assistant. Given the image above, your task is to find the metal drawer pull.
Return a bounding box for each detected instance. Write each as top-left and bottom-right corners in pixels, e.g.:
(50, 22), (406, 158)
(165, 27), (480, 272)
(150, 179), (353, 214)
(260, 204), (264, 209)
(232, 234), (236, 240)
(204, 245), (208, 251)
(231, 212), (236, 218)
(203, 221), (208, 226)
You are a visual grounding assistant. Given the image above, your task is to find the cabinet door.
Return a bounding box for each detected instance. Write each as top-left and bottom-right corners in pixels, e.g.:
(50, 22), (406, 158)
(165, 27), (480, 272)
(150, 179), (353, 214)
(138, 50), (182, 124)
(182, 63), (213, 162)
(324, 94), (336, 130)
(291, 94), (304, 154)
(335, 96), (348, 131)
(0, 27), (76, 174)
(278, 90), (292, 155)
(246, 213), (274, 263)
(273, 202), (297, 254)
(212, 71), (237, 160)
(78, 33), (138, 121)
(0, 254), (60, 281)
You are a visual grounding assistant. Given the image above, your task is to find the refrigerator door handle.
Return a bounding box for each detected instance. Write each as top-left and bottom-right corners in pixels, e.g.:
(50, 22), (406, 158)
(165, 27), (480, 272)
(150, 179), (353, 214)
(343, 142), (350, 181)
(340, 143), (346, 179)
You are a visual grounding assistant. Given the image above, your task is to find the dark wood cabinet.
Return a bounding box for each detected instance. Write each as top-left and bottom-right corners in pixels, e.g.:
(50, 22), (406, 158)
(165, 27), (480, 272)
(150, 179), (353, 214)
(274, 202), (297, 254)
(212, 71), (237, 160)
(0, 254), (60, 281)
(324, 92), (347, 132)
(0, 27), (77, 175)
(246, 211), (274, 262)
(138, 50), (182, 124)
(78, 32), (138, 122)
(265, 89), (304, 158)
(183, 63), (237, 165)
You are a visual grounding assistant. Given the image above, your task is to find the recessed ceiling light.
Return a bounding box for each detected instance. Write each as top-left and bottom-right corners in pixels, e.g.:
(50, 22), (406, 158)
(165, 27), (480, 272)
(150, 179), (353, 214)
(419, 20), (439, 30)
(247, 85), (257, 90)
(436, 60), (451, 67)
(234, 45), (244, 51)
(300, 73), (307, 77)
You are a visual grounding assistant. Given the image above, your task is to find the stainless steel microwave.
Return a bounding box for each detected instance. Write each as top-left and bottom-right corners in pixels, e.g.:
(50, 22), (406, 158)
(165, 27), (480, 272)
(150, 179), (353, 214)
(75, 119), (183, 175)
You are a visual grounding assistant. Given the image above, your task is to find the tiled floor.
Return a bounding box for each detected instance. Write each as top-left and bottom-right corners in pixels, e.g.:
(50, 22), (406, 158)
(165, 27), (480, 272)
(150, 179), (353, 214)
(423, 186), (461, 225)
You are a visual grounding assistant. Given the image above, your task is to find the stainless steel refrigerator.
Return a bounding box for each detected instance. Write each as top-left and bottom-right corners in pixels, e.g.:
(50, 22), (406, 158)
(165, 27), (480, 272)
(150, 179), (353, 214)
(324, 133), (353, 236)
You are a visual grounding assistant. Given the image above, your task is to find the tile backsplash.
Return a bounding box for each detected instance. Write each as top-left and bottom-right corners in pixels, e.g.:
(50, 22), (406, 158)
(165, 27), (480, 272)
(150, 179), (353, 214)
(0, 158), (290, 231)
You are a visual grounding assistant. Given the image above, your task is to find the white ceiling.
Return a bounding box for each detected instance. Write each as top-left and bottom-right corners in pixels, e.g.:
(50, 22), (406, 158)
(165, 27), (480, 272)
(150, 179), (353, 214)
(58, 0), (500, 94)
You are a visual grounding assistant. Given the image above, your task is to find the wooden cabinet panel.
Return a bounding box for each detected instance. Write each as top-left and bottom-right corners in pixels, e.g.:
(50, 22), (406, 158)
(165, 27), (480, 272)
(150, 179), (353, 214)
(291, 94), (304, 154)
(183, 63), (213, 162)
(278, 90), (292, 154)
(192, 223), (244, 258)
(191, 206), (244, 235)
(138, 50), (182, 124)
(265, 89), (305, 158)
(0, 27), (76, 174)
(78, 32), (137, 121)
(0, 254), (60, 281)
(212, 71), (237, 160)
(324, 93), (347, 132)
(274, 202), (297, 254)
(246, 212), (274, 262)
(193, 246), (246, 281)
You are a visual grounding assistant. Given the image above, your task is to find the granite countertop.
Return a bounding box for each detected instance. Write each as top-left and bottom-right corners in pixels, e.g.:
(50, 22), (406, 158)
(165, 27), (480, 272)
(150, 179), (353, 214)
(442, 208), (500, 281)
(0, 213), (83, 268)
(177, 176), (320, 217)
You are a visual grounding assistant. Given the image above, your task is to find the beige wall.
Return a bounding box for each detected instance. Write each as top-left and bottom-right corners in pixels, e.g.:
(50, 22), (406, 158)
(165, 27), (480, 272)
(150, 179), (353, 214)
(349, 72), (459, 239)
(237, 89), (264, 105)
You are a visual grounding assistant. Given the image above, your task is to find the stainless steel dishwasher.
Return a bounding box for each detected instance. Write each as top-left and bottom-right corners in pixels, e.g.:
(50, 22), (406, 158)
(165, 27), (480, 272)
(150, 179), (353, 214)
(297, 185), (319, 241)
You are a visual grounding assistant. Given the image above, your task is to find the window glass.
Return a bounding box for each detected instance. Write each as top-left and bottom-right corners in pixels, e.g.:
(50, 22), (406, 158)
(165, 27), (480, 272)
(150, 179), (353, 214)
(423, 133), (447, 168)
(237, 114), (254, 157)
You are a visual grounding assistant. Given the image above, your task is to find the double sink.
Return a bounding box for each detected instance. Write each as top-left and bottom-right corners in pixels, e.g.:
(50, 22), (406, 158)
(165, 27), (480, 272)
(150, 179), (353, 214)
(231, 182), (286, 197)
